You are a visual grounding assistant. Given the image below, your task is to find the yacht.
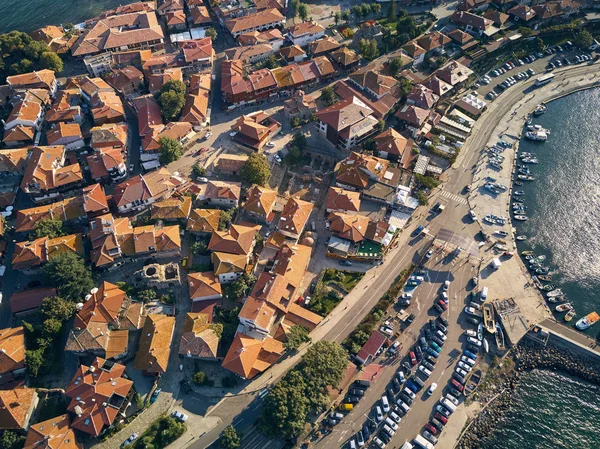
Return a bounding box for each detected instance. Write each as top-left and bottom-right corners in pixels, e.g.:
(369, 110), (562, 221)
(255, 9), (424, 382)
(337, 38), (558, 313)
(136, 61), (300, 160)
(525, 130), (548, 141)
(547, 288), (564, 298)
(576, 312), (600, 331)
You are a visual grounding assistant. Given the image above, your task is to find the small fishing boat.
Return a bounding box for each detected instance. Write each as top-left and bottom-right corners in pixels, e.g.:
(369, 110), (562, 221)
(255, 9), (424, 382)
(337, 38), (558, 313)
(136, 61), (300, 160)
(513, 197), (524, 203)
(564, 310), (576, 322)
(496, 231), (508, 237)
(514, 215), (528, 221)
(522, 250), (535, 256)
(576, 312), (600, 331)
(516, 235), (527, 241)
(533, 104), (547, 115)
(556, 303), (573, 313)
(514, 181), (524, 186)
(525, 130), (548, 141)
(484, 216), (496, 224)
(542, 284), (557, 291)
(547, 295), (567, 304)
(536, 267), (550, 274)
(482, 303), (496, 334)
(495, 323), (505, 350)
(547, 288), (564, 298)
(538, 275), (552, 282)
(514, 190), (525, 196)
(477, 323), (484, 341)
(517, 174), (536, 181)
(483, 338), (489, 353)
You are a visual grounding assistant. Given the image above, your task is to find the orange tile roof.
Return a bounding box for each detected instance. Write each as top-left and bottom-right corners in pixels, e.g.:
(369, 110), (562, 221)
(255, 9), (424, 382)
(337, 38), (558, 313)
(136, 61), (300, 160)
(141, 121), (192, 152)
(271, 243), (312, 289)
(278, 197), (313, 237)
(0, 387), (37, 430)
(225, 8), (284, 34)
(0, 326), (25, 375)
(7, 69), (56, 90)
(154, 225), (181, 252)
(187, 271), (222, 300)
(335, 152), (390, 189)
(91, 91), (125, 124)
(2, 125), (35, 144)
(15, 196), (86, 233)
(9, 287), (57, 314)
(134, 314), (175, 374)
(288, 20), (325, 37)
(6, 100), (42, 124)
(46, 122), (83, 145)
(148, 67), (183, 94)
(238, 296), (277, 329)
(287, 302), (322, 330)
(151, 196), (192, 221)
(325, 186), (361, 212)
(103, 65), (144, 92)
(46, 234), (84, 261)
(12, 237), (47, 270)
(65, 358), (132, 436)
(90, 123), (128, 149)
(211, 252), (248, 275)
(208, 223), (260, 255)
(83, 183), (109, 214)
(187, 208), (220, 233)
(24, 414), (81, 449)
(328, 212), (370, 242)
(21, 146), (83, 193)
(179, 313), (219, 358)
(222, 333), (284, 379)
(205, 180), (242, 202)
(243, 185), (278, 218)
(112, 168), (184, 208)
(74, 281), (127, 330)
(0, 148), (29, 174)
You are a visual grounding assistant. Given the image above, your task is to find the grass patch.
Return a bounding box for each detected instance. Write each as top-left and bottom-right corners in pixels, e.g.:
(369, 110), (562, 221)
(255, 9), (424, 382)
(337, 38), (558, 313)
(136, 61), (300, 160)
(307, 269), (364, 317)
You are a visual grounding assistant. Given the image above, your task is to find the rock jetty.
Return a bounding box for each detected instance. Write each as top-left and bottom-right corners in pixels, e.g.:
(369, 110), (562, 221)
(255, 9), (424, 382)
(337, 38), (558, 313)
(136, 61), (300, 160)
(457, 340), (600, 449)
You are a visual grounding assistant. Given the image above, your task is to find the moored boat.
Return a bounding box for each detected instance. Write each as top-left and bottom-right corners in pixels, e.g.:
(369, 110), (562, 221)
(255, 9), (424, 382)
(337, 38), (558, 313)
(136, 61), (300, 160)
(482, 303), (496, 334)
(533, 104), (547, 115)
(547, 295), (567, 304)
(516, 235), (527, 241)
(477, 323), (483, 341)
(556, 303), (573, 313)
(564, 310), (576, 322)
(542, 284), (556, 291)
(538, 275), (552, 282)
(514, 190), (525, 196)
(483, 338), (489, 353)
(576, 312), (600, 331)
(547, 288), (564, 297)
(525, 130), (548, 141)
(522, 250), (535, 256)
(514, 215), (528, 221)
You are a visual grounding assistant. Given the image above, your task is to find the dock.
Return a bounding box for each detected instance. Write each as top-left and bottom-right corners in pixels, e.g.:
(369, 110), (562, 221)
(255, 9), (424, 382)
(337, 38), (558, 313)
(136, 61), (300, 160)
(532, 318), (600, 362)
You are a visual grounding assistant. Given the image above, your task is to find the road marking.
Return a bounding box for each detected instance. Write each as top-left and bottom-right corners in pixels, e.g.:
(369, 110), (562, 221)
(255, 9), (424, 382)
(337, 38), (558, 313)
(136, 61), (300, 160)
(440, 190), (468, 205)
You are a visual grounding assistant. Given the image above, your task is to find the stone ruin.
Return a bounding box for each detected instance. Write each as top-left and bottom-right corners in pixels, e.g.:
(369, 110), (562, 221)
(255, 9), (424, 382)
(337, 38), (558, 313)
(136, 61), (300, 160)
(133, 262), (181, 290)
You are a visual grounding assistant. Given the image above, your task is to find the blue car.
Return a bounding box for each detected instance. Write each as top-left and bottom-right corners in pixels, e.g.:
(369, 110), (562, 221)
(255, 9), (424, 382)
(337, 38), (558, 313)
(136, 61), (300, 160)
(426, 348), (440, 358)
(430, 342), (442, 353)
(464, 350), (478, 361)
(414, 225), (424, 236)
(406, 380), (419, 393)
(150, 388), (161, 404)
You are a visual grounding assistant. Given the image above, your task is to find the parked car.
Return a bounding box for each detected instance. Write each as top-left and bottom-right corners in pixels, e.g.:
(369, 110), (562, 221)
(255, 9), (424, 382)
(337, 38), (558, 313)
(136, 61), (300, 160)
(409, 351), (417, 365)
(425, 422), (439, 435)
(150, 388), (162, 403)
(171, 410), (189, 422)
(467, 336), (482, 346)
(123, 433), (138, 446)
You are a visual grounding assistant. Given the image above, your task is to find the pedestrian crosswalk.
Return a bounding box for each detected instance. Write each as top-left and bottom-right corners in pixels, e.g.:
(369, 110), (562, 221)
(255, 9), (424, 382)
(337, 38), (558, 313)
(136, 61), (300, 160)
(440, 190), (468, 205)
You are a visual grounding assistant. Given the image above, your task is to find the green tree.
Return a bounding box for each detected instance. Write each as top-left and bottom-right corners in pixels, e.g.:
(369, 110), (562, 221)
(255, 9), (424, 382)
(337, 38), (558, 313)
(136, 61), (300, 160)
(575, 29), (593, 48)
(221, 425), (241, 449)
(359, 38), (379, 60)
(159, 136), (184, 165)
(43, 252), (94, 301)
(205, 27), (218, 42)
(341, 10), (350, 23)
(299, 341), (348, 396)
(319, 86), (337, 106)
(377, 119), (385, 132)
(389, 57), (404, 77)
(399, 77), (414, 97)
(33, 218), (67, 239)
(414, 173), (440, 189)
(192, 162), (206, 177)
(518, 26), (533, 37)
(0, 431), (25, 449)
(218, 207), (235, 231)
(262, 371), (311, 438)
(298, 3), (309, 21)
(416, 190), (429, 206)
(351, 5), (361, 17)
(192, 371), (207, 385)
(25, 348), (45, 377)
(39, 51), (63, 72)
(284, 325), (311, 351)
(138, 289), (157, 303)
(40, 296), (76, 322)
(292, 132), (307, 150)
(396, 15), (418, 38)
(388, 0), (397, 22)
(262, 54), (280, 69)
(290, 0), (300, 18)
(372, 3), (381, 16)
(240, 153), (271, 186)
(285, 146), (302, 166)
(229, 273), (257, 299)
(158, 80), (186, 121)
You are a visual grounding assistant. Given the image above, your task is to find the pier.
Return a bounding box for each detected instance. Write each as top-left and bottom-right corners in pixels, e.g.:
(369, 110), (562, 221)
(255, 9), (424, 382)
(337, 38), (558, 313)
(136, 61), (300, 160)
(532, 318), (600, 362)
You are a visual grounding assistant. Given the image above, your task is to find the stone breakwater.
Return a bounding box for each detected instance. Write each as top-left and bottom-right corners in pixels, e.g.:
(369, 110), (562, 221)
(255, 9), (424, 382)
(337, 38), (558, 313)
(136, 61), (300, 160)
(456, 340), (600, 449)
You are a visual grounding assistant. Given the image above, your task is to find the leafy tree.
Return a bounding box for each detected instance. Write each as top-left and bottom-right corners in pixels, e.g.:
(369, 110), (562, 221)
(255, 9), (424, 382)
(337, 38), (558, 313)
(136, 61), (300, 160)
(298, 3), (309, 21)
(159, 136), (184, 165)
(342, 11), (350, 23)
(158, 80), (186, 121)
(192, 162), (206, 177)
(416, 190), (429, 206)
(240, 153), (271, 186)
(518, 26), (533, 38)
(39, 51), (63, 72)
(229, 273), (257, 299)
(284, 325), (311, 351)
(192, 371), (207, 385)
(285, 146), (302, 166)
(351, 5), (361, 17)
(414, 173), (440, 189)
(40, 296), (76, 322)
(292, 132), (307, 150)
(63, 23), (75, 38)
(387, 0), (397, 22)
(575, 29), (593, 48)
(299, 341), (348, 396)
(319, 86), (337, 106)
(221, 425), (241, 449)
(372, 3), (381, 16)
(359, 38), (379, 60)
(396, 15), (418, 38)
(43, 252), (94, 301)
(218, 207), (235, 231)
(290, 0), (300, 18)
(205, 27), (218, 42)
(0, 31), (62, 83)
(0, 431), (25, 449)
(334, 12), (340, 25)
(33, 218), (67, 239)
(262, 371), (311, 439)
(25, 349), (45, 377)
(389, 57), (404, 77)
(377, 119), (385, 132)
(262, 54), (280, 69)
(399, 77), (414, 97)
(138, 289), (157, 303)
(360, 3), (372, 17)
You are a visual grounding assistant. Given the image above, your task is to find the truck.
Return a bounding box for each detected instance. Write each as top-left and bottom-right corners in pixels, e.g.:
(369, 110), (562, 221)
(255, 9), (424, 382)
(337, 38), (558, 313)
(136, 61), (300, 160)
(413, 434), (435, 449)
(492, 258), (502, 270)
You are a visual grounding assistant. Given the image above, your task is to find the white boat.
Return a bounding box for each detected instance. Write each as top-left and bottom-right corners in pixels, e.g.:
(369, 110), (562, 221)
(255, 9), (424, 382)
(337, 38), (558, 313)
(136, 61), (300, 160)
(525, 130), (548, 141)
(514, 215), (528, 221)
(516, 235), (527, 241)
(556, 303), (573, 313)
(533, 104), (547, 115)
(483, 338), (489, 353)
(576, 312), (600, 330)
(547, 289), (564, 298)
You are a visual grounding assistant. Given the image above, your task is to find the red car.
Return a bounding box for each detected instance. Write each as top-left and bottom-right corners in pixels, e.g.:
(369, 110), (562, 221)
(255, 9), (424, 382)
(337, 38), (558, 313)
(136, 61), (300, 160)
(451, 379), (465, 391)
(425, 422), (439, 435)
(437, 299), (448, 311)
(409, 351), (417, 366)
(434, 413), (448, 425)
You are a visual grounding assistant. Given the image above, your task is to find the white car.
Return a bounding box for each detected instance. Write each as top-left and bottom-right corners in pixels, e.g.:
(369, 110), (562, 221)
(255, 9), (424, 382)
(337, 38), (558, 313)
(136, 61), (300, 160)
(171, 410), (189, 422)
(455, 367), (468, 377)
(469, 210), (477, 221)
(458, 361), (472, 372)
(428, 383), (438, 395)
(129, 164), (134, 173)
(436, 330), (447, 341)
(273, 155), (282, 163)
(445, 394), (460, 406)
(418, 366), (432, 378)
(385, 417), (399, 431)
(381, 395), (390, 413)
(204, 132), (213, 139)
(464, 307), (480, 316)
(373, 437), (386, 448)
(197, 177), (208, 183)
(461, 356), (476, 366)
(443, 280), (450, 291)
(464, 329), (477, 338)
(389, 411), (402, 423)
(375, 406), (384, 421)
(266, 142), (275, 148)
(404, 388), (416, 400)
(467, 336), (482, 346)
(123, 433), (138, 446)
(229, 131), (237, 137)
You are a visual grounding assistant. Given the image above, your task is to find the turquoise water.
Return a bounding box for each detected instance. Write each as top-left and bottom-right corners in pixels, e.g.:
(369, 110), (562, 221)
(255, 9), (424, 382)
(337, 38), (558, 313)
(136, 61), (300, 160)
(0, 0), (135, 34)
(482, 370), (600, 449)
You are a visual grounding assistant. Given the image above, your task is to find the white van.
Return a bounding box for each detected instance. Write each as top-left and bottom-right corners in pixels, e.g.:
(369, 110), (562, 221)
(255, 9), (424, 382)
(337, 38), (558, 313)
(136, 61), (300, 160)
(441, 398), (457, 413)
(481, 287), (488, 300)
(381, 395), (390, 412)
(401, 442), (414, 449)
